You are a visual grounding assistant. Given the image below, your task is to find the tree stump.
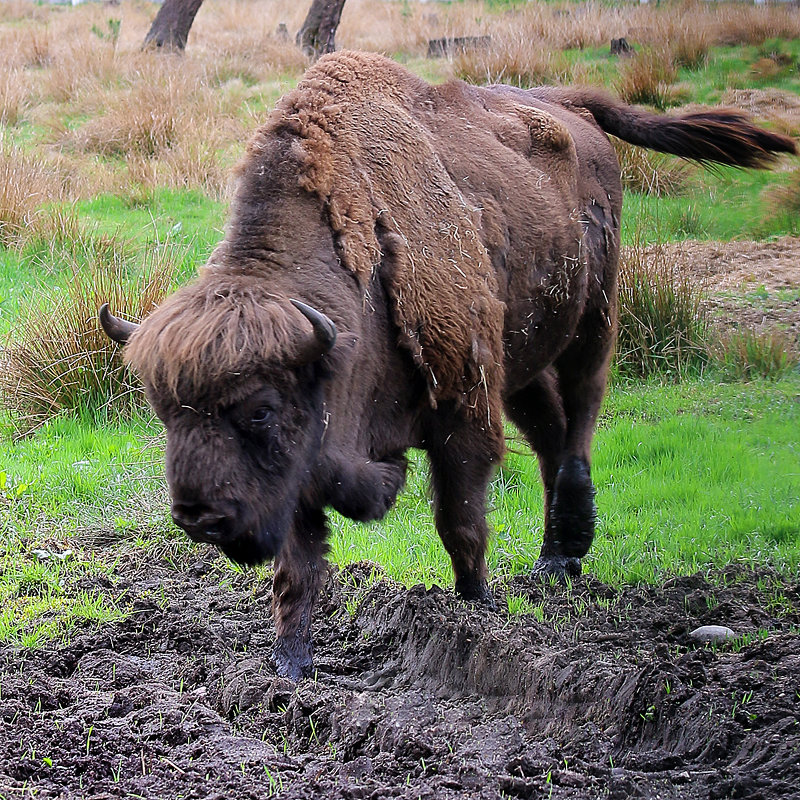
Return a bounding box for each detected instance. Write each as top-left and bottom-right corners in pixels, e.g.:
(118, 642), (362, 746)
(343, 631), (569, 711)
(610, 37), (634, 57)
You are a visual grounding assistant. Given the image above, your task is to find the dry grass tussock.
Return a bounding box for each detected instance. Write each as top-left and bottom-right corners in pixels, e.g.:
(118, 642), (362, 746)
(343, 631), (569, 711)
(43, 38), (118, 104)
(713, 328), (798, 381)
(614, 47), (679, 110)
(0, 65), (29, 126)
(616, 241), (710, 378)
(763, 168), (800, 221)
(454, 32), (578, 88)
(67, 58), (242, 158)
(61, 56), (249, 198)
(0, 241), (182, 435)
(613, 140), (694, 198)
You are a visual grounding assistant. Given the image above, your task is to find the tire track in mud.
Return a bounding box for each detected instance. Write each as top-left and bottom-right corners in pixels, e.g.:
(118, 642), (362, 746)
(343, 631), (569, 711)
(0, 560), (798, 799)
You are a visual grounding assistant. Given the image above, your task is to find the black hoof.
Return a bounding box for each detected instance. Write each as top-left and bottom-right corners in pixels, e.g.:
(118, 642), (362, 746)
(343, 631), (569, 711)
(455, 578), (497, 610)
(272, 635), (313, 682)
(532, 555), (581, 582)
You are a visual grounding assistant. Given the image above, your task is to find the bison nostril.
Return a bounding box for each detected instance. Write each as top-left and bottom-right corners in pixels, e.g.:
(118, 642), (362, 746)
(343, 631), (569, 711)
(171, 503), (227, 537)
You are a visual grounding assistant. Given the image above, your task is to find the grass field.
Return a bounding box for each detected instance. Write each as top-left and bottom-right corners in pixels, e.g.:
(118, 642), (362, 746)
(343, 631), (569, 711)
(0, 0), (798, 647)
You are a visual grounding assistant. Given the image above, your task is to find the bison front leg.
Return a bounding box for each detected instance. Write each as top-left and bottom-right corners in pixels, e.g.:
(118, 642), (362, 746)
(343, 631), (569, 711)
(326, 453), (407, 522)
(426, 414), (501, 607)
(271, 504), (328, 681)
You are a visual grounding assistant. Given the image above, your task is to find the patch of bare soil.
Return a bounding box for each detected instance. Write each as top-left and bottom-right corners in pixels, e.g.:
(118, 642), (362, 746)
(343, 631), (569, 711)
(1, 556), (799, 799)
(650, 238), (800, 341)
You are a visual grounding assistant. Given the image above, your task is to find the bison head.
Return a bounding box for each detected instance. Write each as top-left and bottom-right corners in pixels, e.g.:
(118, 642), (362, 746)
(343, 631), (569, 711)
(100, 279), (336, 565)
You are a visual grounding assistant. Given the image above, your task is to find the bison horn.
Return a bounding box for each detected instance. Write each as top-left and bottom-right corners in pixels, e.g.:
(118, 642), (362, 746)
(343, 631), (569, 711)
(290, 299), (337, 363)
(98, 303), (139, 345)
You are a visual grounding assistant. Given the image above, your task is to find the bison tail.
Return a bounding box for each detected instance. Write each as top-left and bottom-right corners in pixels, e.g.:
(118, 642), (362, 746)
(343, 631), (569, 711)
(539, 88), (797, 169)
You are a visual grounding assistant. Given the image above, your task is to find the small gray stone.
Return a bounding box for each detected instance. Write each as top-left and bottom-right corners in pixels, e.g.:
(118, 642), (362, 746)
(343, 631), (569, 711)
(688, 625), (737, 644)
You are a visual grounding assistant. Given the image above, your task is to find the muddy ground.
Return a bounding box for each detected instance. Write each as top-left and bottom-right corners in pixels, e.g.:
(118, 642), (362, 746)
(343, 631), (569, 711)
(1, 238), (798, 799)
(1, 554), (798, 800)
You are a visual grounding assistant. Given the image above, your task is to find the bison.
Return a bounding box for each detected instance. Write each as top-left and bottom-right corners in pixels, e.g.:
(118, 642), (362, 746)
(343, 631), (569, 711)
(99, 51), (795, 681)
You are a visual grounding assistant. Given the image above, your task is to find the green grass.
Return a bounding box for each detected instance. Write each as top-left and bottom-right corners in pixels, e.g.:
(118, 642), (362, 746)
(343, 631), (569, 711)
(76, 189), (227, 250)
(328, 375), (800, 587)
(687, 42), (800, 104)
(2, 374), (798, 645)
(0, 188), (225, 336)
(621, 167), (800, 244)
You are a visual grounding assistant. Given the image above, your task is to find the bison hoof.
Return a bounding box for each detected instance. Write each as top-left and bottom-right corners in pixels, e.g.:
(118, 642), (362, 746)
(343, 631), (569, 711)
(455, 578), (496, 611)
(272, 636), (313, 683)
(531, 555), (581, 582)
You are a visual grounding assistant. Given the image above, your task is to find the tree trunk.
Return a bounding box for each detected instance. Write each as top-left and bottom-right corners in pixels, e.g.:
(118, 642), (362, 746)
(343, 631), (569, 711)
(143, 0), (205, 52)
(296, 0), (346, 59)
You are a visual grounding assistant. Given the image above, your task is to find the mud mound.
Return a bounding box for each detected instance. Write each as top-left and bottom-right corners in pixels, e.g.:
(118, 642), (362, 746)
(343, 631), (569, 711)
(637, 237), (800, 342)
(659, 237), (800, 294)
(1, 558), (799, 799)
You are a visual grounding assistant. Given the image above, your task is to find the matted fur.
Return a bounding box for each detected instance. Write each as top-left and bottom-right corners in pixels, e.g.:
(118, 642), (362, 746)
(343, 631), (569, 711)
(124, 276), (302, 400)
(247, 51), (517, 436)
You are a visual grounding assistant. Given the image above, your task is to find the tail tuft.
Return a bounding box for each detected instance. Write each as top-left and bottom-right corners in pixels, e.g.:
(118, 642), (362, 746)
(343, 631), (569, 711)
(652, 109), (796, 169)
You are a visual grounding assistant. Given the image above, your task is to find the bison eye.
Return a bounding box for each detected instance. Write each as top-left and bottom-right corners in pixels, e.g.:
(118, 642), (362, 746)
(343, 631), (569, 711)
(251, 407), (272, 425)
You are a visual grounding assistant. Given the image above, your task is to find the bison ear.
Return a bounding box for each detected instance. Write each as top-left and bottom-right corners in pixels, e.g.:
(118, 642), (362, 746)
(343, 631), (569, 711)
(98, 304), (139, 345)
(290, 299), (337, 364)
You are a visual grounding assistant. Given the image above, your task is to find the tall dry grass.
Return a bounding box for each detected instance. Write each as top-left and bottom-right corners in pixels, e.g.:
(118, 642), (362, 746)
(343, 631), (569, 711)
(0, 137), (65, 249)
(61, 56), (249, 198)
(613, 140), (695, 198)
(616, 241), (710, 379)
(615, 47), (679, 110)
(714, 5), (800, 47)
(0, 66), (29, 125)
(1, 241), (182, 434)
(454, 34), (578, 88)
(671, 25), (710, 71)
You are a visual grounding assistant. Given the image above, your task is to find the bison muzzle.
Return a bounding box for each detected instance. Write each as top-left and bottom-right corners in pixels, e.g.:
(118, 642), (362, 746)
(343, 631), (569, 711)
(99, 51), (795, 681)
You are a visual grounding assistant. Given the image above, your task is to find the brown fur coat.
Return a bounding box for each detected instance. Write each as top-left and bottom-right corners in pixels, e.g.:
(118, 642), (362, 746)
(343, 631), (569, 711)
(249, 50), (542, 441)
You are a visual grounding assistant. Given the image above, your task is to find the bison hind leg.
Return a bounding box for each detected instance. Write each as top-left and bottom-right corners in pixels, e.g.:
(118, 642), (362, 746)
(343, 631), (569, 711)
(532, 457), (596, 581)
(531, 554), (582, 580)
(550, 455), (596, 558)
